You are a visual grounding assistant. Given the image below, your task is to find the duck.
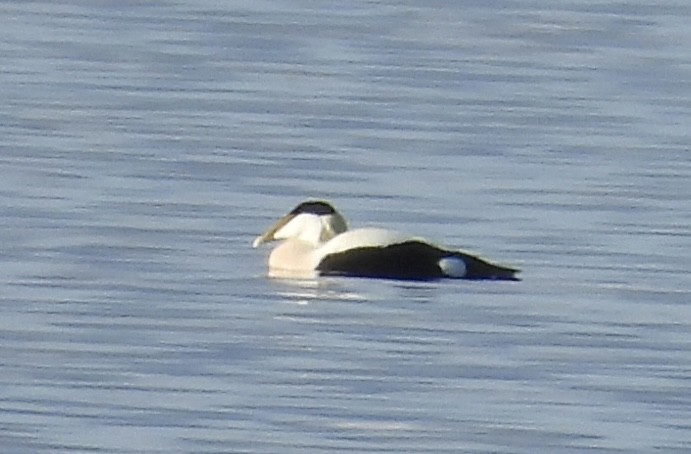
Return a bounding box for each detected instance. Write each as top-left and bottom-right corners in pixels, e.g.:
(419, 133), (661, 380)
(252, 200), (520, 281)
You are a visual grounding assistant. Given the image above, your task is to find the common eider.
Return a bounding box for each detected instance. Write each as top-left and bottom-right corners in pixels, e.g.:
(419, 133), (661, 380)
(252, 200), (520, 281)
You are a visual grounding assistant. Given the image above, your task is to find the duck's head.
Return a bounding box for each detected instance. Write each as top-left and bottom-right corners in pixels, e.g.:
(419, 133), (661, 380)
(252, 200), (348, 248)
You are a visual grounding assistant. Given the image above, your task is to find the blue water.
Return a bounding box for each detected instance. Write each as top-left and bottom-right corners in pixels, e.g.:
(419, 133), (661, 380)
(1, 1), (690, 453)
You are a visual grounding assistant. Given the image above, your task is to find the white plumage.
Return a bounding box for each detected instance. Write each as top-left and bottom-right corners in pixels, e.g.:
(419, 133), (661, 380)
(316, 228), (411, 258)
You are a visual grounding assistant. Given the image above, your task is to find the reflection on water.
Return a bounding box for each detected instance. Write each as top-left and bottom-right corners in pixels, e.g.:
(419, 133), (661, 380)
(267, 268), (448, 307)
(265, 270), (365, 305)
(267, 267), (320, 282)
(2, 0), (691, 453)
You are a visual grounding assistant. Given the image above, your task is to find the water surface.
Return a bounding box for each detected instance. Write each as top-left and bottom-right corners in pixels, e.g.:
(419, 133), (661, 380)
(1, 1), (690, 453)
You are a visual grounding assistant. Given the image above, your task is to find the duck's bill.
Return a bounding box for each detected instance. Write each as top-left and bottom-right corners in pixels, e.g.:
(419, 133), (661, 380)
(251, 214), (294, 248)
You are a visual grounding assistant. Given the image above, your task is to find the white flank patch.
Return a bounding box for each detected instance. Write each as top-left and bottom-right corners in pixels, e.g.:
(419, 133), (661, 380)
(316, 228), (413, 258)
(438, 257), (466, 278)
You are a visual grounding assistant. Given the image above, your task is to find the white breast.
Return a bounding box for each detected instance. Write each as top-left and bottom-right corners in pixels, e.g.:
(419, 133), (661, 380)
(268, 239), (320, 271)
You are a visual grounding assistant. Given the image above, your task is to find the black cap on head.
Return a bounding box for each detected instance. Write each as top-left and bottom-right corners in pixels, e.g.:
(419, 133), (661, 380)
(290, 200), (336, 216)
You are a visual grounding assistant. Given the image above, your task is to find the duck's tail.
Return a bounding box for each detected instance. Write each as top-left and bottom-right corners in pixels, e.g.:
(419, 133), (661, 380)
(453, 251), (521, 281)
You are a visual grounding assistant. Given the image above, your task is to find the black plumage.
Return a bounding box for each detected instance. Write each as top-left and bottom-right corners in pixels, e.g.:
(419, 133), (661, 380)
(317, 241), (519, 281)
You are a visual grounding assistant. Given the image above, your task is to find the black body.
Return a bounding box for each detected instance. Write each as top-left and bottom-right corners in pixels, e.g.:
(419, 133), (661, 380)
(316, 241), (519, 281)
